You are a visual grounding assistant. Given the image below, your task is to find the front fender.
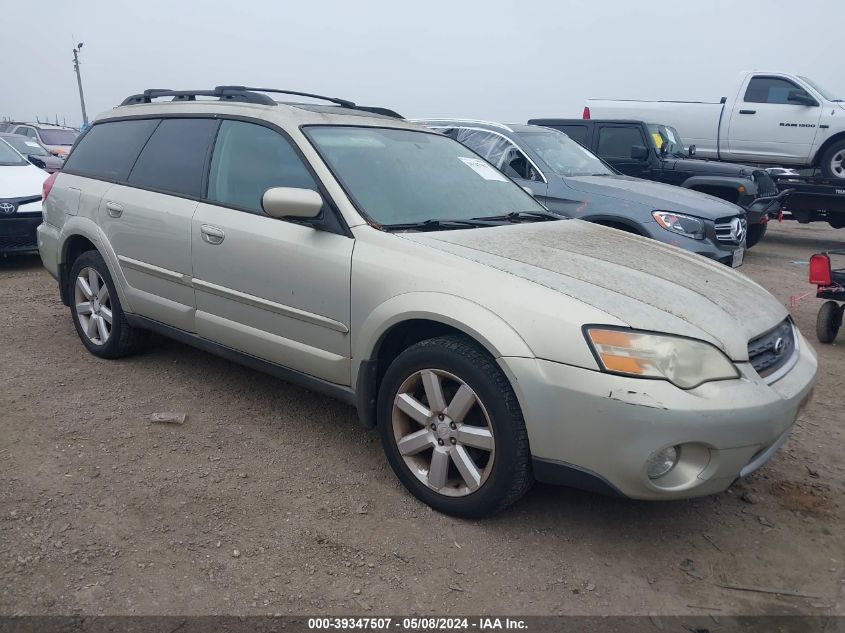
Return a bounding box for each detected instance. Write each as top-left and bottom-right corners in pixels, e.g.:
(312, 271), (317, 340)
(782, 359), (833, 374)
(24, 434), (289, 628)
(352, 291), (534, 386)
(682, 175), (757, 197)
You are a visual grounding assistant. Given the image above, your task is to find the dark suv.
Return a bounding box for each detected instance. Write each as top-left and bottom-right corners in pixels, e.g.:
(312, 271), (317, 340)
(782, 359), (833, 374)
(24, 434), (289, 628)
(417, 119), (748, 267)
(528, 119), (778, 246)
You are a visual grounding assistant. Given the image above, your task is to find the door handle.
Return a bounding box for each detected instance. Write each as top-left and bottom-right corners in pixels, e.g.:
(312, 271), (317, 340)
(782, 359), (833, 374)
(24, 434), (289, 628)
(200, 224), (225, 245)
(105, 201), (123, 218)
(739, 109), (756, 115)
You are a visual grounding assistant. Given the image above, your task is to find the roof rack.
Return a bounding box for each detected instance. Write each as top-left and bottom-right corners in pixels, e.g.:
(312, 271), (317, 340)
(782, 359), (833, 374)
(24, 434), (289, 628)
(119, 86), (402, 118)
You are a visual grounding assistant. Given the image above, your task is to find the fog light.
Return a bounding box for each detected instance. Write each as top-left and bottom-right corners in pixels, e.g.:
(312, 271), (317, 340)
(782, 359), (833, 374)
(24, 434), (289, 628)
(647, 446), (679, 479)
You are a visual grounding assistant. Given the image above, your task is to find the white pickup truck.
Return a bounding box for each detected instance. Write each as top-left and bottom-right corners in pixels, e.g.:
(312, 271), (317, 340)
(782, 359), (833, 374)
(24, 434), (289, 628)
(585, 71), (845, 180)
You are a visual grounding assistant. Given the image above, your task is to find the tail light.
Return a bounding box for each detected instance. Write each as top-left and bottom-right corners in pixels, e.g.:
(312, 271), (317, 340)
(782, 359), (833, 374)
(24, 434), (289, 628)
(583, 106), (591, 120)
(809, 254), (831, 286)
(42, 172), (58, 201)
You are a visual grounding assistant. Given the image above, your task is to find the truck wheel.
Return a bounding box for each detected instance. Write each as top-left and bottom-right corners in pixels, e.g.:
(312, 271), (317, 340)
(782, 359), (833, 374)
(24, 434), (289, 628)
(745, 223), (767, 249)
(377, 335), (532, 518)
(820, 139), (845, 180)
(816, 301), (842, 344)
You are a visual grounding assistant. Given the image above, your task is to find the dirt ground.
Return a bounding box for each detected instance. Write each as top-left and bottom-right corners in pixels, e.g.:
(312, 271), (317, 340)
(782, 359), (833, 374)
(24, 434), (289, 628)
(1, 220), (844, 617)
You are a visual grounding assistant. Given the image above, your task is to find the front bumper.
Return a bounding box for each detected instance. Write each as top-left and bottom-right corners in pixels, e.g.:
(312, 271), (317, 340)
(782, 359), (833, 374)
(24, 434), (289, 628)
(0, 213), (42, 254)
(500, 329), (818, 500)
(642, 221), (743, 267)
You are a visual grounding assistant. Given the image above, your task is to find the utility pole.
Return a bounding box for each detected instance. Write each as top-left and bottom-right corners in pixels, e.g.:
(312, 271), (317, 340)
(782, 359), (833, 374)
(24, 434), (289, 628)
(72, 42), (88, 126)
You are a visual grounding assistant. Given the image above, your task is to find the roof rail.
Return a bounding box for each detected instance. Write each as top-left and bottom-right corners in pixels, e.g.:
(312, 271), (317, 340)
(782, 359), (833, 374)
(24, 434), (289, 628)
(119, 86), (403, 118)
(410, 118), (514, 133)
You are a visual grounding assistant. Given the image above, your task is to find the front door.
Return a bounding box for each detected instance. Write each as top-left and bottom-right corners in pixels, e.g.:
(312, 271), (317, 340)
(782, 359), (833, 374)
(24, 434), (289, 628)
(191, 119), (353, 385)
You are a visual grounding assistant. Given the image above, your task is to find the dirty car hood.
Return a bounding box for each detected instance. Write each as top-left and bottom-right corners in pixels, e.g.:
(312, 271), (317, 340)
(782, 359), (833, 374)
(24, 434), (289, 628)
(563, 175), (742, 219)
(402, 220), (787, 360)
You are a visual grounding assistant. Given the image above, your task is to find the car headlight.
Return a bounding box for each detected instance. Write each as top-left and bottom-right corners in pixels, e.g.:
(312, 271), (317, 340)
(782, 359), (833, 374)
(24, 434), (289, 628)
(652, 211), (706, 240)
(585, 327), (739, 389)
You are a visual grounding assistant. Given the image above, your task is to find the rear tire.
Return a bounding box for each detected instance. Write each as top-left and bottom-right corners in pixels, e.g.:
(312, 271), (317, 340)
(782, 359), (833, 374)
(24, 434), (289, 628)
(69, 250), (148, 358)
(745, 222), (767, 249)
(816, 301), (842, 344)
(377, 335), (532, 518)
(820, 139), (845, 180)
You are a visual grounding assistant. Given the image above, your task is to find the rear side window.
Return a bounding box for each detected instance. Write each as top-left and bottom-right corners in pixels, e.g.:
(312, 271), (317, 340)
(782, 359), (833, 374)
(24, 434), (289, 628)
(128, 119), (219, 197)
(64, 119), (159, 181)
(207, 120), (317, 214)
(744, 76), (802, 104)
(596, 126), (645, 158)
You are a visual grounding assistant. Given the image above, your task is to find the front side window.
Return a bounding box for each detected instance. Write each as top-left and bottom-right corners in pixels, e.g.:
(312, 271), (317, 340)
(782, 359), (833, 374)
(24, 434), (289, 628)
(519, 128), (614, 177)
(128, 118), (218, 197)
(305, 126), (545, 226)
(744, 77), (804, 104)
(207, 120), (318, 215)
(0, 139), (28, 166)
(596, 126), (646, 159)
(63, 119), (159, 181)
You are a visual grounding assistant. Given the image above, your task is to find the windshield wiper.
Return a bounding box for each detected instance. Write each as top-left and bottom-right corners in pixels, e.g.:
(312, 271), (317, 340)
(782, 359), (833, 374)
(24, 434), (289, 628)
(381, 218), (490, 232)
(470, 210), (562, 223)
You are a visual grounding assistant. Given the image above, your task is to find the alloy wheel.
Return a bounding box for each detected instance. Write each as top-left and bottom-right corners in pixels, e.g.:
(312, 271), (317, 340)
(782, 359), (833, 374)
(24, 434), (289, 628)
(391, 369), (495, 497)
(832, 150), (845, 178)
(74, 267), (112, 345)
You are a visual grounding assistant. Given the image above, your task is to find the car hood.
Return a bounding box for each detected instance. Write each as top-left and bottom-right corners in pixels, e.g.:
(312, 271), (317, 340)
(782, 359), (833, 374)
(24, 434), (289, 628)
(662, 157), (758, 177)
(401, 220), (786, 360)
(0, 163), (47, 198)
(563, 175), (742, 219)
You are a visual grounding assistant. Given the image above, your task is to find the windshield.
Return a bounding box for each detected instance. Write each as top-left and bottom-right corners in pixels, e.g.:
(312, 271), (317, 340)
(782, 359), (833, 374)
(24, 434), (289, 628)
(0, 139), (29, 166)
(38, 128), (78, 145)
(798, 76), (841, 102)
(516, 128), (613, 177)
(3, 136), (48, 156)
(305, 126), (546, 226)
(648, 124), (687, 156)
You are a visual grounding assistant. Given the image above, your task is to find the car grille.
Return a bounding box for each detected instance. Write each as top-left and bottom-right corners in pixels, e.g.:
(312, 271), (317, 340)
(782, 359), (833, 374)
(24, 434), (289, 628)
(714, 215), (747, 244)
(0, 234), (38, 250)
(748, 318), (796, 379)
(753, 170), (777, 198)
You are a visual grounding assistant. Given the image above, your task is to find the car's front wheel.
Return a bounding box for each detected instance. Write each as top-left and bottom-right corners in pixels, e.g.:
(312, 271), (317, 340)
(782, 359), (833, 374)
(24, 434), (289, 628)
(377, 335), (532, 518)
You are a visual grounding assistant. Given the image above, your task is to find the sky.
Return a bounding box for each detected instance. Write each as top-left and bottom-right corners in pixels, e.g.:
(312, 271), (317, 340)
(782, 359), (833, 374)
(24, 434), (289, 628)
(3, 0), (843, 128)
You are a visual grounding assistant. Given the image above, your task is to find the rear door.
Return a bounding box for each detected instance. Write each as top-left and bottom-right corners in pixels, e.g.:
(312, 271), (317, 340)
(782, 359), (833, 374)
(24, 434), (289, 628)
(726, 75), (822, 162)
(595, 123), (651, 178)
(191, 119), (353, 385)
(93, 117), (218, 330)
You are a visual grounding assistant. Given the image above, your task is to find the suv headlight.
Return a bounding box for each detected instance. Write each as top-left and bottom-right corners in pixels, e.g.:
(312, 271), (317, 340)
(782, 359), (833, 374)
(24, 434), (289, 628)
(652, 211), (706, 240)
(585, 327), (739, 389)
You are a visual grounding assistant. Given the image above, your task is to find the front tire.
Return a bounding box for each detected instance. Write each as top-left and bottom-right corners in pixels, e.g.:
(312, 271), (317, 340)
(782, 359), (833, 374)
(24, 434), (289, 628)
(820, 140), (845, 180)
(377, 335), (532, 518)
(69, 250), (147, 358)
(816, 301), (843, 344)
(745, 222), (767, 249)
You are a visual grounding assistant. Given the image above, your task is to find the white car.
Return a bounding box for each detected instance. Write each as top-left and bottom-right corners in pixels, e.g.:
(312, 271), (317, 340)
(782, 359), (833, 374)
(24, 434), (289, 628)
(38, 86), (818, 517)
(586, 71), (845, 180)
(0, 138), (46, 255)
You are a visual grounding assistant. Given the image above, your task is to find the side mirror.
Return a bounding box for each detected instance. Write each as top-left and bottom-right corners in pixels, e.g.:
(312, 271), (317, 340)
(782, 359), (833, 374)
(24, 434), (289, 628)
(630, 145), (649, 160)
(262, 187), (323, 220)
(787, 89), (817, 106)
(688, 144), (696, 156)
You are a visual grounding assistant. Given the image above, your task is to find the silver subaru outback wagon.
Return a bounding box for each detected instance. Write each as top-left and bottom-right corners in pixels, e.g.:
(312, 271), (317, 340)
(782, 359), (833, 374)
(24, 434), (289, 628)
(37, 86), (817, 518)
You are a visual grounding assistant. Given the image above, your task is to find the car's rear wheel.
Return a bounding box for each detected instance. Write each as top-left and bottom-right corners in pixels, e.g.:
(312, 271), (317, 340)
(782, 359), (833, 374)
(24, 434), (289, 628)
(745, 222), (767, 249)
(377, 335), (532, 518)
(816, 301), (843, 344)
(69, 250), (147, 358)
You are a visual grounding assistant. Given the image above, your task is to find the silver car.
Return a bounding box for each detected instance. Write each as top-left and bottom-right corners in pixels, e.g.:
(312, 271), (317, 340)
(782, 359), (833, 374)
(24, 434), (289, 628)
(37, 86), (817, 517)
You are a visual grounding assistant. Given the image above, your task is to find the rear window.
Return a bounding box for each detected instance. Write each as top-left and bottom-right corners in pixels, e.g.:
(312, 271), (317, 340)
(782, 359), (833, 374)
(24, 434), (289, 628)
(128, 119), (219, 197)
(64, 119), (159, 181)
(38, 128), (78, 146)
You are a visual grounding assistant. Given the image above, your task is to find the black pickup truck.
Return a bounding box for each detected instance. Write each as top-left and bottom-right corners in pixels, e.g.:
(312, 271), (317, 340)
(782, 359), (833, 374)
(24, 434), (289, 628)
(527, 118), (781, 246)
